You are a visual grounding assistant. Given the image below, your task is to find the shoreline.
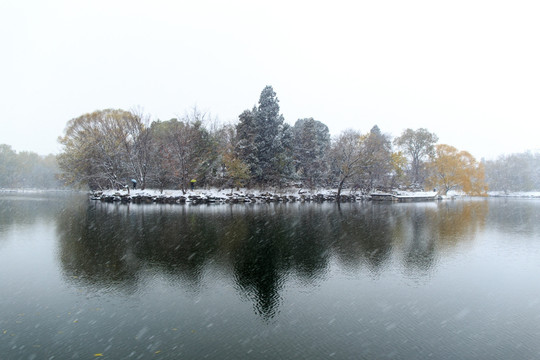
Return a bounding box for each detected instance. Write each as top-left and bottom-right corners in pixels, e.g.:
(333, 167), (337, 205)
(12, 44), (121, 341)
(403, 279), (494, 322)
(90, 188), (474, 204)
(91, 188), (361, 204)
(2, 188), (540, 204)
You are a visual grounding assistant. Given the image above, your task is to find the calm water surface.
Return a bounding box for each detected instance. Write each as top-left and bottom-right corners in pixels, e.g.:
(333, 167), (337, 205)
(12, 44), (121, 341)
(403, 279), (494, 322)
(1, 193), (540, 359)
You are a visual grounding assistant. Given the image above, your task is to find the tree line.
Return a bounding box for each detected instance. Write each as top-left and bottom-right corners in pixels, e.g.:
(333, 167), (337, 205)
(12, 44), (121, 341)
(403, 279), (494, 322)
(56, 86), (490, 195)
(0, 144), (61, 189)
(485, 152), (540, 193)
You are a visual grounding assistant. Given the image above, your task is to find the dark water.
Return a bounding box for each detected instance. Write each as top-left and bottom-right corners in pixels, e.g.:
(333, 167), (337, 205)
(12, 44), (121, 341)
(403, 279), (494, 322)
(1, 193), (540, 359)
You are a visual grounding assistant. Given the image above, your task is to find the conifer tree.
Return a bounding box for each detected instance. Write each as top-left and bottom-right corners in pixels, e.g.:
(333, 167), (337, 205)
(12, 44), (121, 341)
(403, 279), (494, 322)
(235, 108), (258, 181)
(292, 118), (331, 188)
(254, 85), (286, 184)
(236, 86), (292, 185)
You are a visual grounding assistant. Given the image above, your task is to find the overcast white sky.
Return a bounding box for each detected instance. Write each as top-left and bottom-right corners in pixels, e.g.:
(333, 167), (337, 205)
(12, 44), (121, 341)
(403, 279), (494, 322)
(1, 0), (539, 160)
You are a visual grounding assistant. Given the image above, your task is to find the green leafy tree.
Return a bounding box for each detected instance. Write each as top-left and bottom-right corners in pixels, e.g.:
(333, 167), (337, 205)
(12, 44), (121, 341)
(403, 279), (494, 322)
(275, 122), (295, 186)
(253, 86), (288, 184)
(236, 86), (292, 185)
(235, 108), (259, 183)
(292, 118), (331, 188)
(394, 128), (438, 187)
(356, 125), (394, 192)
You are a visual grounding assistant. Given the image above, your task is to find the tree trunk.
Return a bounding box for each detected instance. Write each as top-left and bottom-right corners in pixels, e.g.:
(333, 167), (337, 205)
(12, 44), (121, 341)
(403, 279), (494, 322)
(337, 177), (347, 203)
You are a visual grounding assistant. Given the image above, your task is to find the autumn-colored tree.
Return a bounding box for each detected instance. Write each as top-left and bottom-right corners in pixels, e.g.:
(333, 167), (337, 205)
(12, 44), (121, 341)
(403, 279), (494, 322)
(426, 144), (487, 196)
(390, 151), (408, 188)
(222, 151), (250, 191)
(213, 122), (251, 191)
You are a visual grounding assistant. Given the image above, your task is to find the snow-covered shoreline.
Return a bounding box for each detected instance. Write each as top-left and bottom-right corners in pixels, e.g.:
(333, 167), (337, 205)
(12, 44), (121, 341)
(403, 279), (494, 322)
(89, 188), (525, 204)
(92, 188), (359, 204)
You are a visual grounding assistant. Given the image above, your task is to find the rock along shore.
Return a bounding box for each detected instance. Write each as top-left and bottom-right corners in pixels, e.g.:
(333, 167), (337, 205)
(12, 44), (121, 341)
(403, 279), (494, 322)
(90, 189), (360, 204)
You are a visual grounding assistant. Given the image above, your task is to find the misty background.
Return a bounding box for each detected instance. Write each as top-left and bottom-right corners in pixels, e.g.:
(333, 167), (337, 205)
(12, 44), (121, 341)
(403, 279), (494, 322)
(1, 0), (539, 160)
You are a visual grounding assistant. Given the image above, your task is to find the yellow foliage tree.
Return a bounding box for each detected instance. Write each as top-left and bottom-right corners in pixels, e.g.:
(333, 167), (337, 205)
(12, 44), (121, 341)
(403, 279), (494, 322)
(391, 150), (408, 186)
(426, 144), (487, 196)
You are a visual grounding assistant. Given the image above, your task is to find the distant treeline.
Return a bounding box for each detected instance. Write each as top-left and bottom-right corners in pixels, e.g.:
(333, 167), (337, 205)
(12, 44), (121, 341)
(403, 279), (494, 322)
(0, 144), (61, 189)
(485, 152), (540, 193)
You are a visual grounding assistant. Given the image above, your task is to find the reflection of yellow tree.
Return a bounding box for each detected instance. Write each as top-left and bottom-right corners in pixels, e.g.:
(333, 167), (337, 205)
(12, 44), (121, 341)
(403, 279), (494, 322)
(392, 201), (488, 276)
(427, 144), (487, 196)
(432, 201), (488, 248)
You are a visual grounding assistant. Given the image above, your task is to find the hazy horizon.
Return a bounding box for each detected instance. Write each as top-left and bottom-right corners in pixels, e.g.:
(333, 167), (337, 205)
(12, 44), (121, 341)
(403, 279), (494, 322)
(1, 0), (539, 160)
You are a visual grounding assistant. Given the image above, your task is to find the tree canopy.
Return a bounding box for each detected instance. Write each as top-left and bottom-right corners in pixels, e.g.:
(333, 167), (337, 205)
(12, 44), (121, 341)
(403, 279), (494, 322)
(51, 86), (499, 195)
(426, 144), (487, 196)
(394, 128), (438, 186)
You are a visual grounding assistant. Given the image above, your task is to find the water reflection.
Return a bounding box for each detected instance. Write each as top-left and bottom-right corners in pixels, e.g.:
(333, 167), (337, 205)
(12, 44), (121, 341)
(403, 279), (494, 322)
(57, 201), (142, 292)
(487, 198), (540, 235)
(0, 192), (81, 230)
(56, 199), (490, 319)
(397, 201), (488, 277)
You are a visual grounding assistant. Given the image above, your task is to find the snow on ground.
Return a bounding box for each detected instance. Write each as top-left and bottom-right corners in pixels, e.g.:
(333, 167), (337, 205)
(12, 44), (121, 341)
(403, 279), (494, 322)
(98, 188), (540, 199)
(392, 191), (438, 198)
(100, 187), (344, 199)
(5, 188), (538, 199)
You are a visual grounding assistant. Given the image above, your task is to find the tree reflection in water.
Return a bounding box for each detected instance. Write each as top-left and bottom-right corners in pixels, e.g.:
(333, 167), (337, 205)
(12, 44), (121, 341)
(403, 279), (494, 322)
(56, 199), (489, 319)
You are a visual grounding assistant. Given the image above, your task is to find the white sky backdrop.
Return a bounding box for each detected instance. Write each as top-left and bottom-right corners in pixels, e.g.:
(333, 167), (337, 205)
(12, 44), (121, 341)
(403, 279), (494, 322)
(1, 0), (539, 160)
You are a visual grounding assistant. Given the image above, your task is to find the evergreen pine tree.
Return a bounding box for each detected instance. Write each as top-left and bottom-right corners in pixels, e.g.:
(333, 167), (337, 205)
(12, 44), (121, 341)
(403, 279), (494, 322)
(254, 86), (286, 184)
(235, 107), (259, 180)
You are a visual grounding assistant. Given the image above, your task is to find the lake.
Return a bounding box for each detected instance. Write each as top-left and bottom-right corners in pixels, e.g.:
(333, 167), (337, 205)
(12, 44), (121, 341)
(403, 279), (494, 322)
(1, 193), (540, 359)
